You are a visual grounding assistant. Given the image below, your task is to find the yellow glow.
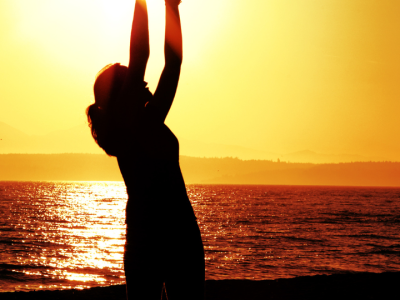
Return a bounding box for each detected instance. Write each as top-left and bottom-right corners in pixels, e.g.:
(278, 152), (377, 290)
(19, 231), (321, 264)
(1, 0), (399, 160)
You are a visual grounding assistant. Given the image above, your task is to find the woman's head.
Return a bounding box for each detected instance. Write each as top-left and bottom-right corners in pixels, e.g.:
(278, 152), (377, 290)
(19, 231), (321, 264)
(93, 63), (128, 108)
(87, 63), (127, 156)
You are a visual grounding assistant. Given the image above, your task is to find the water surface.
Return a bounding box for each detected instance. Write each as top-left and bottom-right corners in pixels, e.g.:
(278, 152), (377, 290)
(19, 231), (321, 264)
(0, 182), (399, 292)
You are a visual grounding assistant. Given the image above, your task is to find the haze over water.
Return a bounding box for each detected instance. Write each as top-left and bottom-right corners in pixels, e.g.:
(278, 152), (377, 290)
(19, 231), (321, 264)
(1, 182), (399, 292)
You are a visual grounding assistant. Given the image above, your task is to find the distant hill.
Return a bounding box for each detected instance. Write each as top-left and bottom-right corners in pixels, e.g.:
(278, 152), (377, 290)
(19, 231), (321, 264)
(179, 138), (278, 160)
(199, 160), (400, 187)
(1, 154), (399, 187)
(0, 153), (122, 181)
(280, 149), (385, 164)
(0, 122), (281, 159)
(1, 121), (393, 163)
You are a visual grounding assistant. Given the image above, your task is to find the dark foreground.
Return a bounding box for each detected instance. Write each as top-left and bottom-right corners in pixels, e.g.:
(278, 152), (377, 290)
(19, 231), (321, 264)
(2, 272), (399, 300)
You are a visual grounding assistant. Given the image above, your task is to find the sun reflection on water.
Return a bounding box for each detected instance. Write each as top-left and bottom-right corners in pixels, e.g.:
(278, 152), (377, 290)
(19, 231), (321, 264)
(1, 181), (129, 291)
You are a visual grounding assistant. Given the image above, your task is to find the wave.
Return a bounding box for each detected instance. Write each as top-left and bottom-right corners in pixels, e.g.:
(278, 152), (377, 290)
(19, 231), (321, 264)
(281, 236), (325, 243)
(343, 234), (400, 240)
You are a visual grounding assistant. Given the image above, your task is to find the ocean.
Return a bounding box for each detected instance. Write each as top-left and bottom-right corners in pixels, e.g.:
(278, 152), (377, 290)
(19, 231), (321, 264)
(0, 182), (399, 292)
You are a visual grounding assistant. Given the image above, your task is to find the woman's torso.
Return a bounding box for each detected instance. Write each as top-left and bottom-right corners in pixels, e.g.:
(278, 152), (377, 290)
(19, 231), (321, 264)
(116, 101), (196, 225)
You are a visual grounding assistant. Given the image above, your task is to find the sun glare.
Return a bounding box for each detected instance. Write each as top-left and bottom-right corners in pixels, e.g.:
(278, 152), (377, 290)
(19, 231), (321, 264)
(99, 0), (166, 35)
(100, 1), (127, 30)
(5, 0), (232, 135)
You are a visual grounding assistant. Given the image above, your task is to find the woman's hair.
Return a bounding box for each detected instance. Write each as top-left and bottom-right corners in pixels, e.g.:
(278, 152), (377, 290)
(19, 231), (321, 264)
(86, 63), (127, 156)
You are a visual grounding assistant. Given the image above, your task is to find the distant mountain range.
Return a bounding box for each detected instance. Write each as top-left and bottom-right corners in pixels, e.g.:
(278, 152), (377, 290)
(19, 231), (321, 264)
(1, 154), (399, 187)
(0, 121), (390, 163)
(280, 149), (385, 164)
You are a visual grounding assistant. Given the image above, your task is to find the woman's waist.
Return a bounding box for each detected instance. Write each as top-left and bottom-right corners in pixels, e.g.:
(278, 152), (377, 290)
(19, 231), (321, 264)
(119, 157), (182, 179)
(126, 189), (192, 208)
(125, 195), (197, 225)
(123, 165), (187, 194)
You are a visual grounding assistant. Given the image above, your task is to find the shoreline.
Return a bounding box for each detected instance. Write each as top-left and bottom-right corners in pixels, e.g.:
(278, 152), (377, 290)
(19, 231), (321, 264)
(2, 272), (399, 300)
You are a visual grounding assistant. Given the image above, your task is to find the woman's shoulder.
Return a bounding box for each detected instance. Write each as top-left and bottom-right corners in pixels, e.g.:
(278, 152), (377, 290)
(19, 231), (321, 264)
(117, 80), (152, 102)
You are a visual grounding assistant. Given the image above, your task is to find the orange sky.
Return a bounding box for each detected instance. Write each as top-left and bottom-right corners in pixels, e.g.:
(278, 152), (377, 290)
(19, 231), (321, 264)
(1, 0), (399, 160)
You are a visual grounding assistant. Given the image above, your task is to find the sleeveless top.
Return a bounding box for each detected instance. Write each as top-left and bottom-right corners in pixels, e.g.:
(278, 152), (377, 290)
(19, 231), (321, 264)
(116, 102), (196, 226)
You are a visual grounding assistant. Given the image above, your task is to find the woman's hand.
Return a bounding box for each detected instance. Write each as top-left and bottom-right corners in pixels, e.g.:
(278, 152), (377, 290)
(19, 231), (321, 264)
(165, 0), (182, 6)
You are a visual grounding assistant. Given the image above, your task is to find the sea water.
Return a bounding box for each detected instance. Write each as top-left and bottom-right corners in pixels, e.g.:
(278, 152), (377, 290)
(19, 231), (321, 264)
(0, 182), (399, 292)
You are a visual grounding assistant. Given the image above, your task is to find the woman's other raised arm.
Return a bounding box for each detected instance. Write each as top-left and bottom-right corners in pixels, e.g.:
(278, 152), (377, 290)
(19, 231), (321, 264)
(152, 1), (183, 122)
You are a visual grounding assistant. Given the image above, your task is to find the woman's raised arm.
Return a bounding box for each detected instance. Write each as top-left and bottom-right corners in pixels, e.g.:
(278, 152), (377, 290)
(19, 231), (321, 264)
(127, 0), (150, 83)
(152, 1), (183, 122)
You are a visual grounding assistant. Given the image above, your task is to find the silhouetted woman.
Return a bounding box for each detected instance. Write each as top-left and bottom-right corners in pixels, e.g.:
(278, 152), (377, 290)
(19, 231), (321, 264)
(86, 0), (205, 299)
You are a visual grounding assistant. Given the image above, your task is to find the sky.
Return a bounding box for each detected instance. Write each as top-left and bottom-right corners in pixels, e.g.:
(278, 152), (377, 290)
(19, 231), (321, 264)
(1, 0), (399, 160)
